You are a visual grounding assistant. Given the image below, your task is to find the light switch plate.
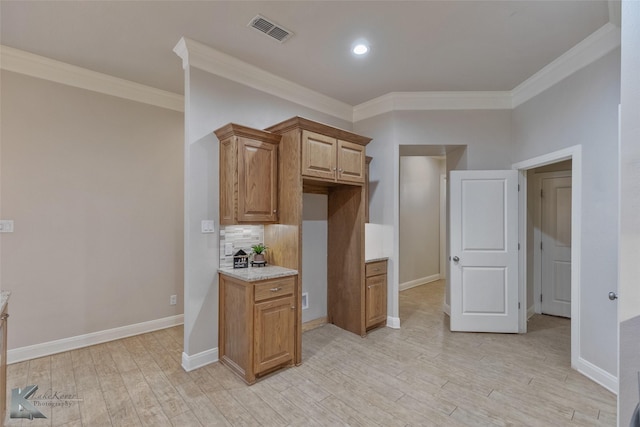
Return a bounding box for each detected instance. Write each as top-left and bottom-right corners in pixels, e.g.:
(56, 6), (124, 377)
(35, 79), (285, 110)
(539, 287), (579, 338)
(0, 220), (14, 233)
(201, 220), (215, 234)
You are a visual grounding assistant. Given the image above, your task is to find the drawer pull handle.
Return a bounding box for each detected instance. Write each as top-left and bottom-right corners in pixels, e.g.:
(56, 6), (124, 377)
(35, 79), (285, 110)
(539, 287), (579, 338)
(270, 287), (282, 292)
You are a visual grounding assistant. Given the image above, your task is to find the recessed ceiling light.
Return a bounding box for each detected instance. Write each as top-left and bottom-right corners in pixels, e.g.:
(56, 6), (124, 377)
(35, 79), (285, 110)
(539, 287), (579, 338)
(352, 43), (369, 55)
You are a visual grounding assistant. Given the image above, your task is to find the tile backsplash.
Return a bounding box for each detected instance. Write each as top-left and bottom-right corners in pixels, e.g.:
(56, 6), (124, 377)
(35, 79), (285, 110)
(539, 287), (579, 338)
(219, 225), (265, 268)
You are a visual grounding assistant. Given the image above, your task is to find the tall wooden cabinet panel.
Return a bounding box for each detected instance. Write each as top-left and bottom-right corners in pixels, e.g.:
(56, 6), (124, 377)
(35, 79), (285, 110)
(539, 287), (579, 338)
(215, 124), (281, 224)
(365, 156), (373, 223)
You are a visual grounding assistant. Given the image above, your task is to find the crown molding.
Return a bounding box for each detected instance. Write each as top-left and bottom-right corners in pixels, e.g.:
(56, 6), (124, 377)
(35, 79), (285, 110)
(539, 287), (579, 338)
(353, 91), (512, 122)
(511, 22), (621, 108)
(173, 37), (353, 122)
(1, 19), (619, 122)
(1, 45), (184, 112)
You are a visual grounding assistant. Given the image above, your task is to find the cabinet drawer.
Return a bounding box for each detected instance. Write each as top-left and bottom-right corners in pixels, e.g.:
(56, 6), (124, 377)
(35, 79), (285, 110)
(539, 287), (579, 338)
(254, 278), (295, 302)
(365, 260), (387, 277)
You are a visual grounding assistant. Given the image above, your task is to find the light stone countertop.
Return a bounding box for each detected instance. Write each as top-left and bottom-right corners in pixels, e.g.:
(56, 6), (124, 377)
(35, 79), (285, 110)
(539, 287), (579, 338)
(0, 290), (10, 313)
(218, 265), (298, 282)
(365, 257), (389, 263)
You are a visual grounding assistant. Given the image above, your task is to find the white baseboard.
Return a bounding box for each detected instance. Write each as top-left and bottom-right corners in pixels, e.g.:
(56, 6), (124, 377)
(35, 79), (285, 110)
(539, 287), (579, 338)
(575, 357), (618, 395)
(182, 348), (219, 372)
(527, 305), (536, 319)
(399, 274), (441, 291)
(386, 316), (400, 329)
(443, 303), (451, 316)
(8, 314), (184, 364)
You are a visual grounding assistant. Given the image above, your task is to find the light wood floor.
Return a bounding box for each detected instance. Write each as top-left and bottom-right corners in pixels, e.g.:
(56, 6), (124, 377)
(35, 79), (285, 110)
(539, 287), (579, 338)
(4, 280), (616, 426)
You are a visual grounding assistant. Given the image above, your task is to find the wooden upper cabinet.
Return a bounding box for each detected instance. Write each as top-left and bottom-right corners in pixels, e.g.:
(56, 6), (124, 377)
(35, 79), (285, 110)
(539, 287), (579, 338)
(301, 131), (336, 180)
(267, 117), (371, 186)
(337, 140), (365, 184)
(215, 124), (281, 225)
(301, 130), (365, 184)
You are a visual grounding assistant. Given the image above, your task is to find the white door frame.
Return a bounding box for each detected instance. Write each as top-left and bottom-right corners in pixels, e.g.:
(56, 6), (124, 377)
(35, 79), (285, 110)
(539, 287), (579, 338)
(440, 174), (447, 280)
(533, 170), (572, 316)
(512, 145), (582, 371)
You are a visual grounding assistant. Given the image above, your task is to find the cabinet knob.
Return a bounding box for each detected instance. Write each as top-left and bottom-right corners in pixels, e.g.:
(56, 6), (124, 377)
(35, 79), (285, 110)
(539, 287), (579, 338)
(291, 306), (295, 310)
(333, 167), (337, 171)
(273, 210), (277, 213)
(339, 169), (343, 172)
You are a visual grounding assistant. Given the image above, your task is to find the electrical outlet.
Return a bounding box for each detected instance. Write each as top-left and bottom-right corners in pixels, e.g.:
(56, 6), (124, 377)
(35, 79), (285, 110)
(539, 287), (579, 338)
(0, 220), (14, 233)
(224, 242), (234, 256)
(170, 295), (177, 305)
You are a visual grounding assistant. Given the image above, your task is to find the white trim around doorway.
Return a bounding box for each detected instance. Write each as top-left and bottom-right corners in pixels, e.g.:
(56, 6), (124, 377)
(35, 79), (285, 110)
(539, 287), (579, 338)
(513, 145), (592, 387)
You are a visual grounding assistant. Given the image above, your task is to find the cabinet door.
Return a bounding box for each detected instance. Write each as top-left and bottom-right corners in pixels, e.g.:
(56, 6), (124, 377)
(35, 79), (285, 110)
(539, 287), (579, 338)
(219, 137), (237, 224)
(254, 296), (295, 374)
(366, 274), (387, 328)
(302, 130), (337, 181)
(237, 137), (278, 222)
(337, 140), (365, 184)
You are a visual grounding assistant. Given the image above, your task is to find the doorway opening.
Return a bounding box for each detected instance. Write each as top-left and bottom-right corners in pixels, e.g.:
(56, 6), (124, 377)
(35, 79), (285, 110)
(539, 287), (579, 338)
(514, 145), (581, 372)
(527, 160), (572, 319)
(399, 155), (446, 291)
(396, 144), (466, 325)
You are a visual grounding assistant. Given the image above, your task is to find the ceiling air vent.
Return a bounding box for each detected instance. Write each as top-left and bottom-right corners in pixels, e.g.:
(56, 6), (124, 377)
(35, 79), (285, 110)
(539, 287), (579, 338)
(248, 15), (293, 43)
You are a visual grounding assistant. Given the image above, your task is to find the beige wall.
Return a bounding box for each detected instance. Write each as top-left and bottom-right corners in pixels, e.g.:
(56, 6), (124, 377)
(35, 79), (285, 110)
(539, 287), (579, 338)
(0, 70), (184, 350)
(399, 156), (445, 285)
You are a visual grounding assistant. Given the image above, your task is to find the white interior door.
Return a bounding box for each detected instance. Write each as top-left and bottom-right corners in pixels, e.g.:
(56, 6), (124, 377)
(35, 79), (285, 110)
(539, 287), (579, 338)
(450, 170), (519, 332)
(540, 175), (572, 318)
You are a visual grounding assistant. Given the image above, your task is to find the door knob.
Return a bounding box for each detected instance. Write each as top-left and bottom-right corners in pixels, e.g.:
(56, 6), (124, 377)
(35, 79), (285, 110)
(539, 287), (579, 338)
(608, 292), (618, 301)
(452, 256), (460, 262)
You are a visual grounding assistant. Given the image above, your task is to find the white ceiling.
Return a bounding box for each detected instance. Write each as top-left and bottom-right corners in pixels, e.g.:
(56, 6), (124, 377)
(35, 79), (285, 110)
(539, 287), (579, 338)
(0, 1), (612, 106)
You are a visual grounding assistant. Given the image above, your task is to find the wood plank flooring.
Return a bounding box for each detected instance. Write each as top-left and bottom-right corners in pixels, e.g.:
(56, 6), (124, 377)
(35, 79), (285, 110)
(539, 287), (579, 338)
(3, 280), (616, 426)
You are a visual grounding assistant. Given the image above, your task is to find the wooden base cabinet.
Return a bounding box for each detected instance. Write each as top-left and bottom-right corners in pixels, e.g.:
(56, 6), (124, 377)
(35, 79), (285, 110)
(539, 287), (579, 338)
(365, 259), (387, 330)
(219, 273), (298, 384)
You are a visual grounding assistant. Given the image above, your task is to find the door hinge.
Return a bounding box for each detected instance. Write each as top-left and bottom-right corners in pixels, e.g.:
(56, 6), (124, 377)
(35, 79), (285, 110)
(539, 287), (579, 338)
(518, 243), (521, 250)
(540, 189), (543, 197)
(518, 302), (521, 309)
(540, 241), (543, 250)
(540, 294), (543, 302)
(518, 184), (520, 192)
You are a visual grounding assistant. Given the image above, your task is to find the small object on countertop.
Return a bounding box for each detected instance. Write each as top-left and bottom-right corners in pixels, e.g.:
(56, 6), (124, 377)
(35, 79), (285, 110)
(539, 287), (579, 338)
(251, 260), (267, 267)
(233, 249), (249, 269)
